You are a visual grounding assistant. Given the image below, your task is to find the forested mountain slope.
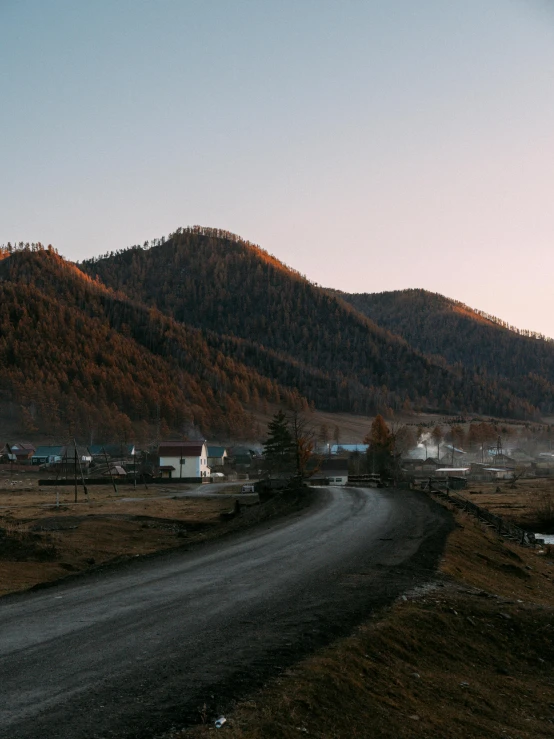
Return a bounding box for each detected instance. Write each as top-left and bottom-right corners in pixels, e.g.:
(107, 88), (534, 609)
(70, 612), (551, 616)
(0, 247), (307, 439)
(81, 227), (541, 419)
(338, 288), (554, 414)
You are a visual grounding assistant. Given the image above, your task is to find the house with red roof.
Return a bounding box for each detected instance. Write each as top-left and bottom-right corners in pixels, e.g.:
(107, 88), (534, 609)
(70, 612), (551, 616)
(2, 442), (36, 464)
(158, 441), (210, 481)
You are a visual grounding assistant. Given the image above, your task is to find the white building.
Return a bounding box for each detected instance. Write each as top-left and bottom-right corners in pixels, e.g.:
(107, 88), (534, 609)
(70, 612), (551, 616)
(158, 441), (211, 480)
(321, 458), (349, 485)
(483, 467), (514, 480)
(207, 445), (228, 468)
(435, 467), (471, 477)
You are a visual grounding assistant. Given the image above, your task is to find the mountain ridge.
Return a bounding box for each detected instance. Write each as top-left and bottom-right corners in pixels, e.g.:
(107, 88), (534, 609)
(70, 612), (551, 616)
(80, 227), (542, 420)
(0, 247), (299, 440)
(338, 287), (552, 341)
(338, 287), (554, 416)
(1, 232), (550, 442)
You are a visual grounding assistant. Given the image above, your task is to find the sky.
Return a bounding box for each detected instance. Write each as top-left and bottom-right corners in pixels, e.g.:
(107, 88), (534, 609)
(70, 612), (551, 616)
(2, 0), (554, 336)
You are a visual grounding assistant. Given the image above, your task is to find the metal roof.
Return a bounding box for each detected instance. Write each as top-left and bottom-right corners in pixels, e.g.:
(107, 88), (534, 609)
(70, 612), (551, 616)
(89, 444), (135, 456)
(33, 446), (66, 457)
(159, 442), (205, 457)
(330, 444), (368, 454)
(10, 442), (35, 452)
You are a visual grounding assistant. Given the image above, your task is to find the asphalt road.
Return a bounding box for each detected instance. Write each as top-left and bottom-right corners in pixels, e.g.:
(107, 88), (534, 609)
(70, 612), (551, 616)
(0, 487), (451, 739)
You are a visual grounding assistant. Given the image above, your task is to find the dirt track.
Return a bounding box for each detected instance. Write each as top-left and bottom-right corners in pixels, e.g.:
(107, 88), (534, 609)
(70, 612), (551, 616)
(0, 487), (452, 739)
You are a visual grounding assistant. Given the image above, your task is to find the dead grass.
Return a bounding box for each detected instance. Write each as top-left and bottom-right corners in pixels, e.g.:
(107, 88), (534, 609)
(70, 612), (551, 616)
(171, 498), (554, 739)
(246, 405), (450, 445)
(465, 478), (554, 532)
(3, 471), (554, 736)
(0, 482), (247, 596)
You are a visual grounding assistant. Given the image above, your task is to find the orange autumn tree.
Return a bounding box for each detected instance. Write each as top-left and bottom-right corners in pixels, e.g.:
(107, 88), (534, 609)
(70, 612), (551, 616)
(289, 410), (317, 482)
(364, 414), (395, 477)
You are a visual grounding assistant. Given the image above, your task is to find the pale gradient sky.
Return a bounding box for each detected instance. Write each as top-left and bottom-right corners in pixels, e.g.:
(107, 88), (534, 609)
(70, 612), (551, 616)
(2, 1), (554, 336)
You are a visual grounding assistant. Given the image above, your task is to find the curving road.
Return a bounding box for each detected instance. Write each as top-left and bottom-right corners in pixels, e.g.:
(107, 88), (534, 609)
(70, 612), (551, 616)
(0, 487), (451, 739)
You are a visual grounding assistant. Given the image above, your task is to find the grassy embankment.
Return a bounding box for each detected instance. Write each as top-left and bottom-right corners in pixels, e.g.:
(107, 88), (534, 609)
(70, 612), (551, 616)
(174, 484), (554, 739)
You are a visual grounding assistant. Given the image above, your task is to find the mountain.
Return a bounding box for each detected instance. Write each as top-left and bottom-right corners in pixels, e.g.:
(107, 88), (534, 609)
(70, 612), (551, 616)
(338, 289), (554, 415)
(80, 227), (540, 420)
(2, 234), (548, 443)
(0, 246), (302, 440)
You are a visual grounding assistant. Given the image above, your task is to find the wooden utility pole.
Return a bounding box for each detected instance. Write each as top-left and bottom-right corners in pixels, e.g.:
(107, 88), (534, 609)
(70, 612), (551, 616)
(102, 446), (118, 495)
(6, 443), (13, 484)
(74, 439), (88, 500)
(74, 442), (78, 502)
(60, 447), (67, 483)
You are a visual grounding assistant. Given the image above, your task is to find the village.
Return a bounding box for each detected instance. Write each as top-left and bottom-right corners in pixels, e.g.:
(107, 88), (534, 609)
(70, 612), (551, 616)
(2, 421), (554, 489)
(0, 441), (252, 484)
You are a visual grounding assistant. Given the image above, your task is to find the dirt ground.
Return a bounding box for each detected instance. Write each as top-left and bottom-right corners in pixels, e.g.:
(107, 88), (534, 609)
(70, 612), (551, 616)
(0, 475), (254, 596)
(172, 493), (554, 739)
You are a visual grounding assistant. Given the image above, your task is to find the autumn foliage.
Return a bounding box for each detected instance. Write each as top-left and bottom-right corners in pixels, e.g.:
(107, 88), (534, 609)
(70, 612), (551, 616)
(0, 231), (550, 442)
(341, 288), (554, 417)
(0, 246), (291, 440)
(81, 227), (539, 420)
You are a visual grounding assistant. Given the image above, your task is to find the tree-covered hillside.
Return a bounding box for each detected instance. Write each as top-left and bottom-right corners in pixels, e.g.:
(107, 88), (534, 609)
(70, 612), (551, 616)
(81, 227), (540, 419)
(1, 234), (548, 443)
(0, 246), (302, 440)
(338, 288), (554, 415)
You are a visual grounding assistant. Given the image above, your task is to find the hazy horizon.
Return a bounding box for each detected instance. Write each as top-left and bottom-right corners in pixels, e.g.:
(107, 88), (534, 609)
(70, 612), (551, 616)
(2, 1), (554, 336)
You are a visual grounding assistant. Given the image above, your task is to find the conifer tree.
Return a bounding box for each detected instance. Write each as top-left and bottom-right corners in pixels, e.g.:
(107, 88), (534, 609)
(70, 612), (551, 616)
(263, 410), (294, 476)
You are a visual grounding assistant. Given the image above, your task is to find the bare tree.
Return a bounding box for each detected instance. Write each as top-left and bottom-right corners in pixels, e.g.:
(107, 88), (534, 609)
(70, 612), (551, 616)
(431, 425), (443, 461)
(333, 424), (340, 450)
(290, 410), (317, 482)
(390, 423), (416, 457)
(318, 423), (330, 455)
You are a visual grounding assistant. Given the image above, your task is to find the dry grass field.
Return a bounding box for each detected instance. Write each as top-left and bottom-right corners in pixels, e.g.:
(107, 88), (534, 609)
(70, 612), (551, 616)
(248, 404), (451, 445)
(0, 473), (253, 596)
(464, 478), (554, 534)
